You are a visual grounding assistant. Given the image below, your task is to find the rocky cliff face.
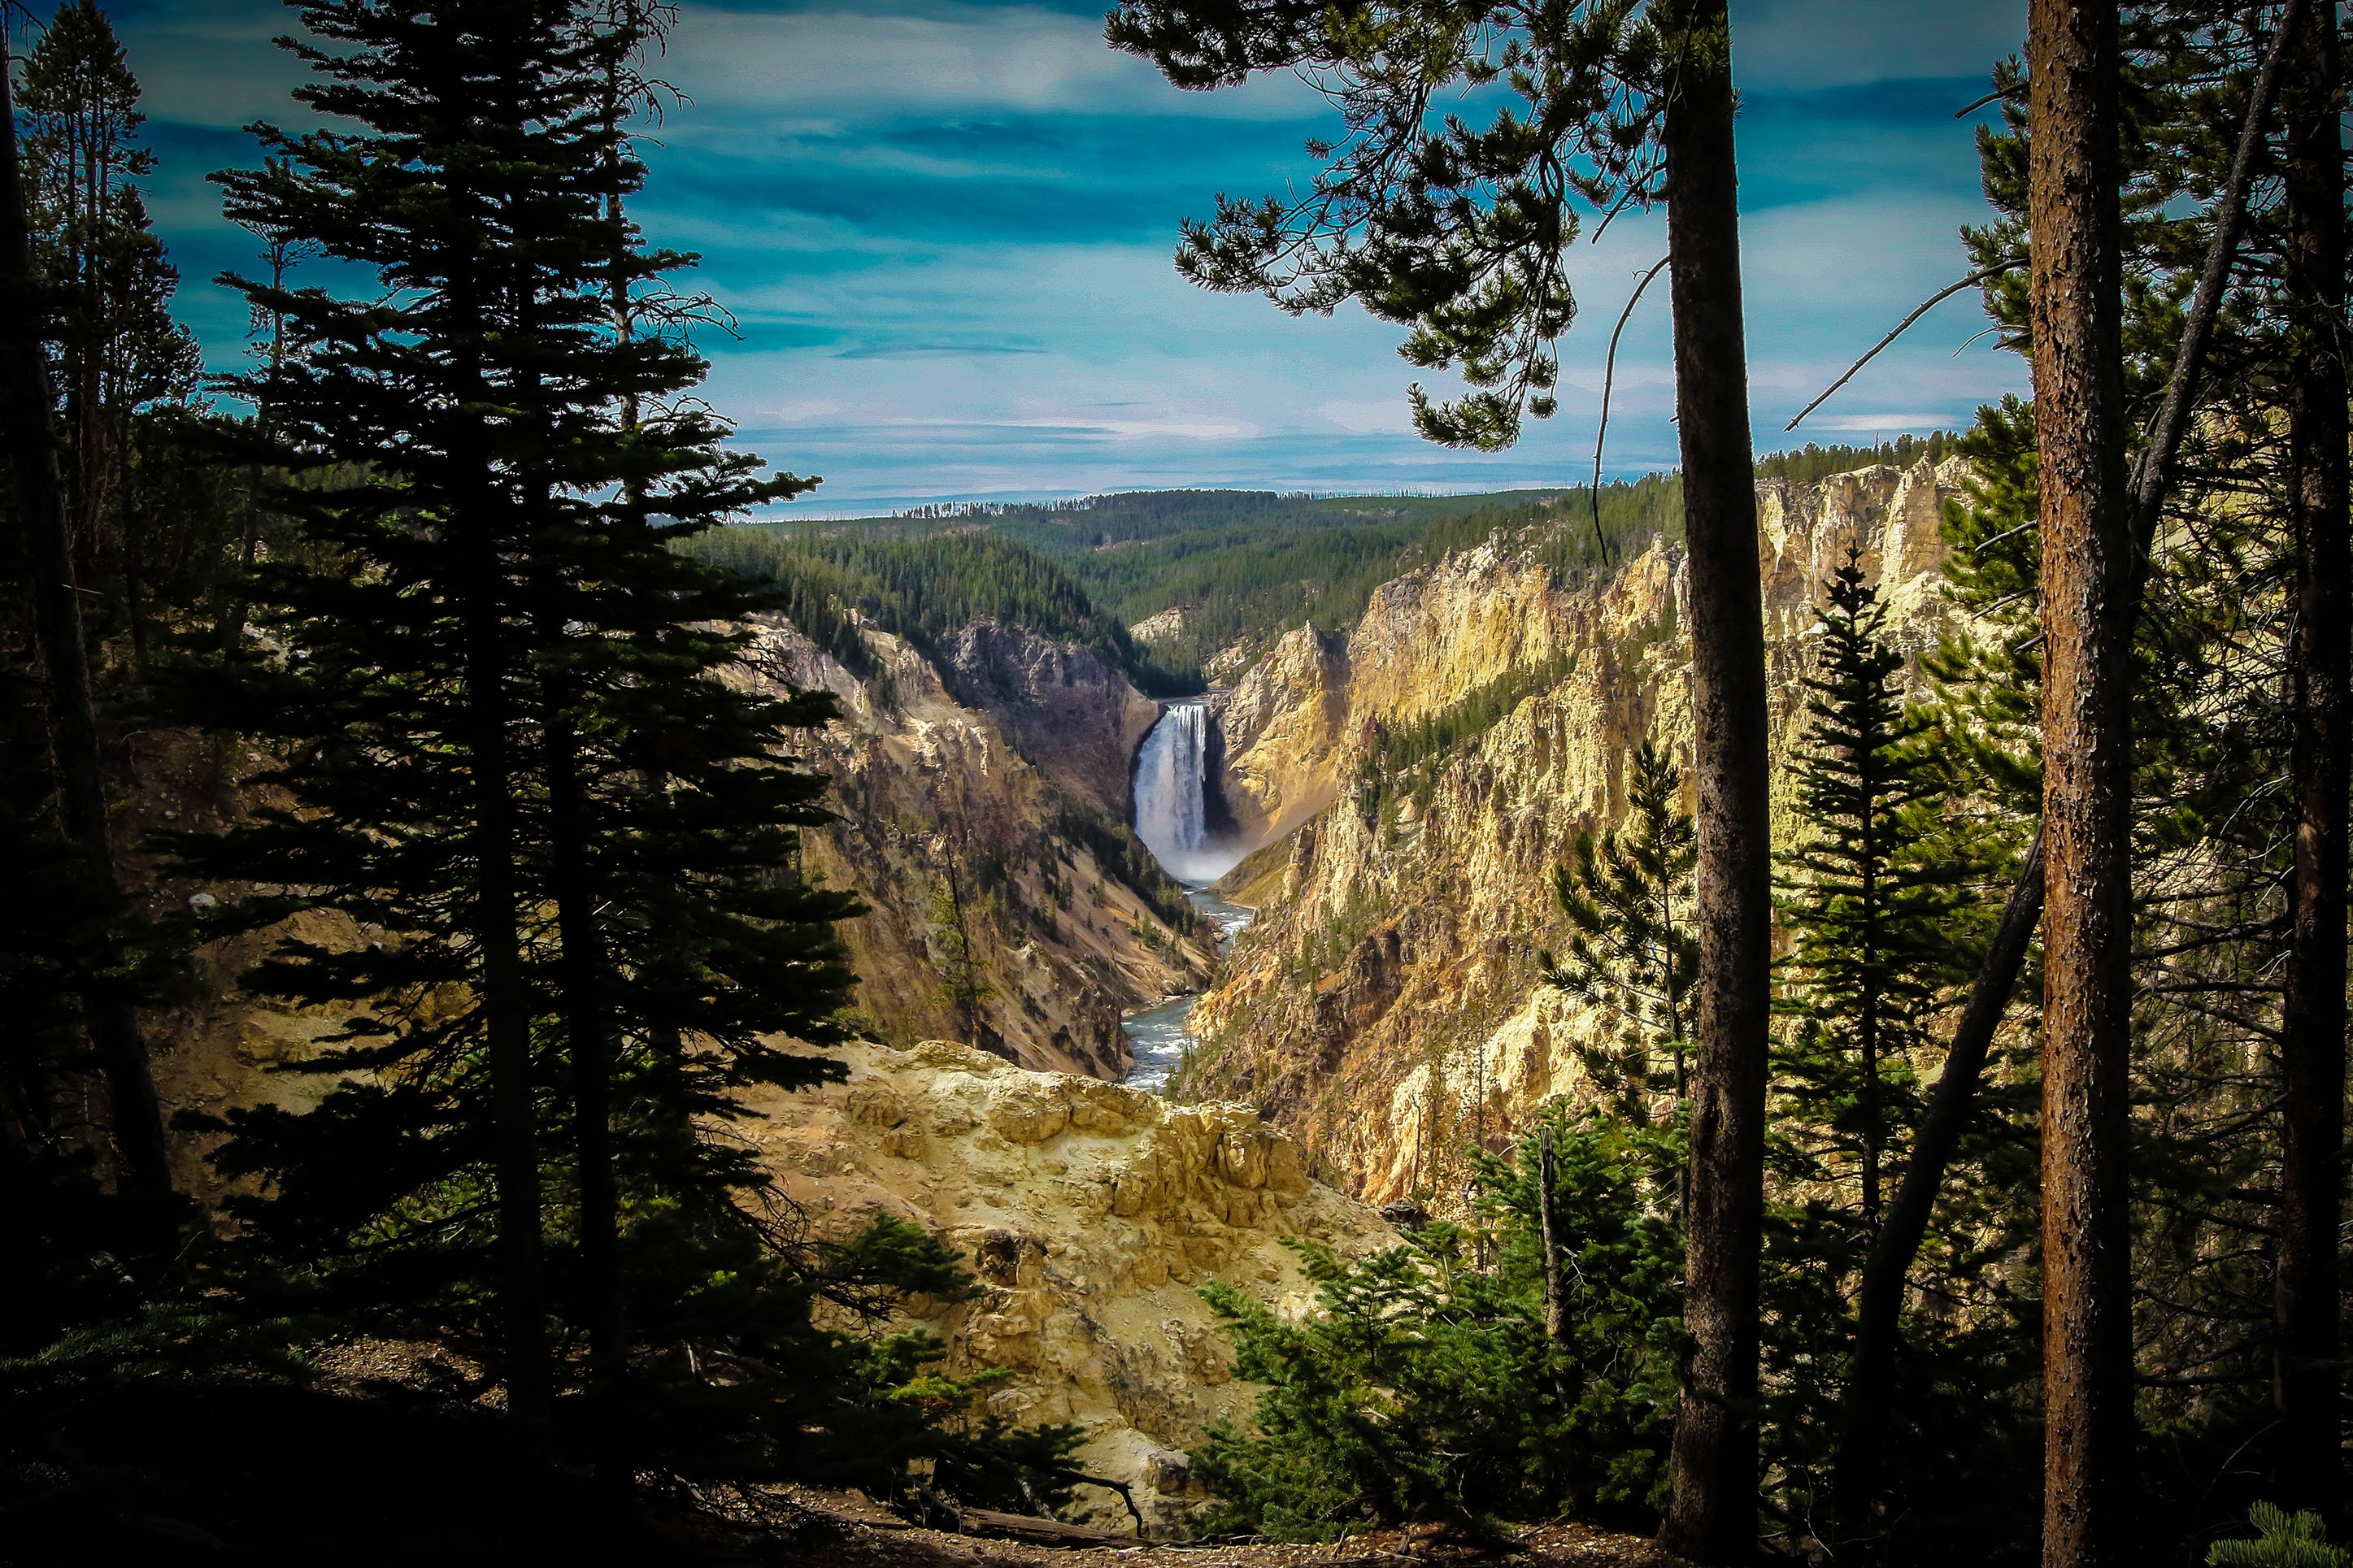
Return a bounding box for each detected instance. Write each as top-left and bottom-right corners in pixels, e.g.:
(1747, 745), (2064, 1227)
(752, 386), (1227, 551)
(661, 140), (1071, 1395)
(147, 612), (1211, 1210)
(934, 622), (1166, 822)
(1187, 459), (1966, 1200)
(753, 1037), (1396, 1533)
(739, 615), (1211, 1079)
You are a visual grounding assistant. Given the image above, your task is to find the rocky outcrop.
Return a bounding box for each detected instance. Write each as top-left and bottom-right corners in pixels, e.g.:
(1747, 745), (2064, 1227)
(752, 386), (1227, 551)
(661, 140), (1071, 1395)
(741, 615), (1212, 1079)
(1129, 606), (1187, 647)
(935, 622), (1164, 821)
(1187, 459), (1968, 1199)
(751, 1037), (1396, 1534)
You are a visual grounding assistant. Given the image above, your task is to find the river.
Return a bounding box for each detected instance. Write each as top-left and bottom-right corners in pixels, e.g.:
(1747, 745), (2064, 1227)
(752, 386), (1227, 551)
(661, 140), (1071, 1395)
(1120, 884), (1255, 1092)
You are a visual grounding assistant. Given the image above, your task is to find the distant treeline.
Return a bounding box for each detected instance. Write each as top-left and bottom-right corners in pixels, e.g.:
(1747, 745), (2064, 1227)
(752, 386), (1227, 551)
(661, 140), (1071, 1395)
(1754, 432), (1958, 484)
(722, 447), (1939, 687)
(685, 525), (1204, 695)
(789, 476), (1685, 676)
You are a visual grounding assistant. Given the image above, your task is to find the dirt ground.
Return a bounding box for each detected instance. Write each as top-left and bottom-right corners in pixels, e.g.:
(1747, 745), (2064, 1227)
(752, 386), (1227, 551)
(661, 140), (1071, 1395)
(726, 1487), (1698, 1568)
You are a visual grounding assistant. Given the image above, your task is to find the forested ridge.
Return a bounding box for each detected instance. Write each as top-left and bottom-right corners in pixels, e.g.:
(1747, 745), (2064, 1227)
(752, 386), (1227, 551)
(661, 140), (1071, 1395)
(0, 0), (2346, 1566)
(752, 440), (1946, 684)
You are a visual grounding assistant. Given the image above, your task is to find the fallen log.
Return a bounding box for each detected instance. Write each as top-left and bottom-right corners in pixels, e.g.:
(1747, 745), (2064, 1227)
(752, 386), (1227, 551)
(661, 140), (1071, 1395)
(958, 1506), (1137, 1547)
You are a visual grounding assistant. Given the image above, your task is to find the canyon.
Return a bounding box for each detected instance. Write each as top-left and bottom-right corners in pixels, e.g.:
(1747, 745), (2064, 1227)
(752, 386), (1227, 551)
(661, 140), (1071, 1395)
(135, 597), (1363, 1522)
(126, 457), (1964, 1523)
(1180, 458), (1964, 1201)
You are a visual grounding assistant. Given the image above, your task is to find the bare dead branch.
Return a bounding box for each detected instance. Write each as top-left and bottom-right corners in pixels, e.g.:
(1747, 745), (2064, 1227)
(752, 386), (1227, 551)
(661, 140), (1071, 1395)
(1784, 261), (2022, 432)
(1589, 254), (1669, 566)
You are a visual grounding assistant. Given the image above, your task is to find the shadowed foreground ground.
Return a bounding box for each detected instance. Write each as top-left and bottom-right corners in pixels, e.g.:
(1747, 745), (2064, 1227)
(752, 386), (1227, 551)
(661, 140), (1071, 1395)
(2, 1342), (1694, 1567)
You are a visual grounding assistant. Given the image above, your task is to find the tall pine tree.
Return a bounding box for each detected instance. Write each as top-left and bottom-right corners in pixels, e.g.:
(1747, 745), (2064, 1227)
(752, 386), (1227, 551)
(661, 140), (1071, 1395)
(15, 0), (201, 654)
(1775, 547), (1972, 1233)
(1542, 737), (1698, 1112)
(166, 0), (1039, 1536)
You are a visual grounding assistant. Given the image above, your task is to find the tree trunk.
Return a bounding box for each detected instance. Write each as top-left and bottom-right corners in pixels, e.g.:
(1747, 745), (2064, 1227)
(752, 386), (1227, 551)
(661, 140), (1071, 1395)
(2029, 4), (2135, 1564)
(542, 646), (628, 1517)
(0, 37), (174, 1218)
(2274, 0), (2346, 1522)
(460, 466), (553, 1528)
(1833, 6), (2299, 1540)
(1538, 1127), (1568, 1363)
(1654, 5), (1772, 1561)
(1838, 835), (2042, 1543)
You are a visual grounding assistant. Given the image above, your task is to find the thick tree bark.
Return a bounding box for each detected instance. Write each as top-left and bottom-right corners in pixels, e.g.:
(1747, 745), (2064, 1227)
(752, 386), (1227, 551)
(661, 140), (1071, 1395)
(2029, 4), (2135, 1564)
(2274, 0), (2347, 1522)
(1653, 5), (1772, 1561)
(1831, 8), (2302, 1546)
(0, 38), (174, 1216)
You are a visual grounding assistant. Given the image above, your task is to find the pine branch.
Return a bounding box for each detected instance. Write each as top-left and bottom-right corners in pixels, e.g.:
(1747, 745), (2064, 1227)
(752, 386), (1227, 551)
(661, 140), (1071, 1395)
(1589, 254), (1668, 567)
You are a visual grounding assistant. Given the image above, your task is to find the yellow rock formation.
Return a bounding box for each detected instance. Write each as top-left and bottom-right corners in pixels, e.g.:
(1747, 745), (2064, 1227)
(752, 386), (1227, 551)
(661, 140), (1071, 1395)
(1189, 459), (1972, 1200)
(749, 1038), (1396, 1532)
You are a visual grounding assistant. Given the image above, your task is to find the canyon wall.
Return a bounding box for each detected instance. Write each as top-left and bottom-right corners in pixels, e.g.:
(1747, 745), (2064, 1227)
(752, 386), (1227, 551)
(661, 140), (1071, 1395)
(150, 613), (1213, 1207)
(1188, 459), (1965, 1201)
(739, 614), (1211, 1078)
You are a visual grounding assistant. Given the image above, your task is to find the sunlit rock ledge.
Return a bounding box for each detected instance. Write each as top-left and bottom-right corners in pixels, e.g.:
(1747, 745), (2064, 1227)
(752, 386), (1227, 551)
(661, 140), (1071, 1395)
(742, 1036), (1398, 1534)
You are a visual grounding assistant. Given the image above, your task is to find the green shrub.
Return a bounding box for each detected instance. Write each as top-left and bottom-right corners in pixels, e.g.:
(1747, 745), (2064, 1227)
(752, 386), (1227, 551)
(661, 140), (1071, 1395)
(1190, 1105), (1682, 1540)
(2207, 1503), (2351, 1568)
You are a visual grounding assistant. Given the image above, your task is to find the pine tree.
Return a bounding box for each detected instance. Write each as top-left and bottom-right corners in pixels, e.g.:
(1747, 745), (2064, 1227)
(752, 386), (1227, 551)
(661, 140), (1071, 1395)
(167, 0), (666, 1509)
(1775, 548), (1972, 1233)
(2270, 0), (2346, 1520)
(15, 0), (201, 654)
(163, 0), (1037, 1534)
(1, 3), (176, 1227)
(2027, 5), (2136, 1561)
(1102, 7), (1776, 1538)
(1542, 738), (1697, 1110)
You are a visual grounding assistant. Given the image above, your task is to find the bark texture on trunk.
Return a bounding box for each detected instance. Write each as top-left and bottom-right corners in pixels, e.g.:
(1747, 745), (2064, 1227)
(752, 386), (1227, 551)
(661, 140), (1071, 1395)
(1834, 7), (2302, 1540)
(1654, 5), (1772, 1561)
(2274, 0), (2347, 1522)
(2029, 4), (2135, 1563)
(0, 41), (174, 1214)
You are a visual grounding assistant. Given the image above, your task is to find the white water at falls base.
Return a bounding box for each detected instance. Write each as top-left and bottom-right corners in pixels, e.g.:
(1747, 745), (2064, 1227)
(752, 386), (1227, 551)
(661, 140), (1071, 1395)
(1123, 699), (1255, 1091)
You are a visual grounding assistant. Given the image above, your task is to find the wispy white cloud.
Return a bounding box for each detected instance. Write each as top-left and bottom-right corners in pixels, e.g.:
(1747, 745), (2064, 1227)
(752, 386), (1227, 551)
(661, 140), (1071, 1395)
(115, 0), (2032, 504)
(661, 0), (1317, 122)
(120, 0), (315, 130)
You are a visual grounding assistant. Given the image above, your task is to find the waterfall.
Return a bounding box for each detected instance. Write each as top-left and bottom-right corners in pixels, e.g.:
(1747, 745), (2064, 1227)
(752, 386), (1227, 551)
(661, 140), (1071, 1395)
(1124, 701), (1259, 1089)
(1133, 700), (1234, 884)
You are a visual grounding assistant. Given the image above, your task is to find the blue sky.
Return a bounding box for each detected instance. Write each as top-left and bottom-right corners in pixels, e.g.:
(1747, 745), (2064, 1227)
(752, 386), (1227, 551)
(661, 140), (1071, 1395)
(72, 0), (2029, 510)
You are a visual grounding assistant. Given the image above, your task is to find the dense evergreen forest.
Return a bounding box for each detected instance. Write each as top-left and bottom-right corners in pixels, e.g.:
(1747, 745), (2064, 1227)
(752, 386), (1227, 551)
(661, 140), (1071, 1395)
(757, 439), (1946, 680)
(0, 0), (2344, 1566)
